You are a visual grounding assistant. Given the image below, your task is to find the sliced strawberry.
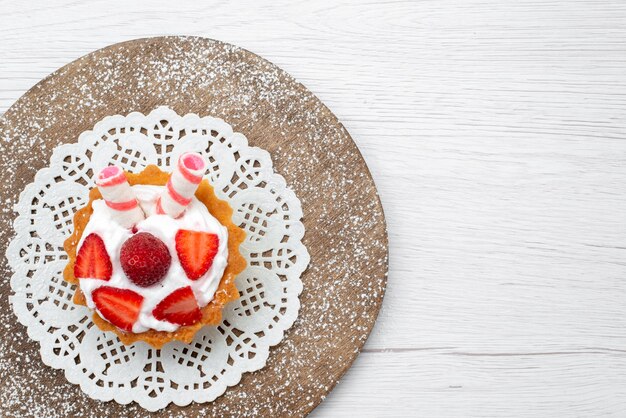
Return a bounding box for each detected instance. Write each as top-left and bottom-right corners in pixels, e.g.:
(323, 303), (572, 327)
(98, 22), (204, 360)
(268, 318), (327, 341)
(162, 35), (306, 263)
(74, 233), (113, 281)
(153, 286), (202, 326)
(92, 286), (143, 332)
(175, 230), (219, 280)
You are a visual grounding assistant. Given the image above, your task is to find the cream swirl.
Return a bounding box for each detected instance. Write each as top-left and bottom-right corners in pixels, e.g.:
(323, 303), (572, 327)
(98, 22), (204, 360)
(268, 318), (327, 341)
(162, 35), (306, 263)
(77, 185), (229, 333)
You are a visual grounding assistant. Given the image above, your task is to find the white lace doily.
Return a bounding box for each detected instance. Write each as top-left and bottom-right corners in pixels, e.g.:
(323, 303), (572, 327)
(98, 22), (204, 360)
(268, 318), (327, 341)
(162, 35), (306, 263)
(5, 107), (309, 411)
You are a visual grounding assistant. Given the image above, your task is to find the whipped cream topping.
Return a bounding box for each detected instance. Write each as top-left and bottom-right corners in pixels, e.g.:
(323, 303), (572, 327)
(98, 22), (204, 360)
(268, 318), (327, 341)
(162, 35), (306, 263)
(77, 185), (229, 333)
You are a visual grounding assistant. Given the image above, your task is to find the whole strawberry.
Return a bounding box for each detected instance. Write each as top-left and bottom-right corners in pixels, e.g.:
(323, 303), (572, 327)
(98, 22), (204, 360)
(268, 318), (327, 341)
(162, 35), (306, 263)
(120, 232), (171, 287)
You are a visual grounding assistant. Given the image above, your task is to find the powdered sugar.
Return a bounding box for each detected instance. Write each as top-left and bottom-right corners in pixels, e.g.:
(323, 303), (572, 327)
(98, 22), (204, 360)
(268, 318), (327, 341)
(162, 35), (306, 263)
(0, 37), (387, 417)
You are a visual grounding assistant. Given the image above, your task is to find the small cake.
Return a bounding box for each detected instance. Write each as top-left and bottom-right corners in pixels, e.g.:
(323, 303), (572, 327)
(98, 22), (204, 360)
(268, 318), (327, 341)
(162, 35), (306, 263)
(63, 153), (246, 348)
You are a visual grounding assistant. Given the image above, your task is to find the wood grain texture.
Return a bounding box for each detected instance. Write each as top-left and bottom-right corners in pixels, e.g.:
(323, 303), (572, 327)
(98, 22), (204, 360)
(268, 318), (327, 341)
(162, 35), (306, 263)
(0, 37), (387, 417)
(1, 0), (626, 416)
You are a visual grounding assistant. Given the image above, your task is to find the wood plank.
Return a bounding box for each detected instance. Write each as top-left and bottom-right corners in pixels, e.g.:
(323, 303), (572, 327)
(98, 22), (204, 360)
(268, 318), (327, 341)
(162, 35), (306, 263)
(2, 0), (626, 416)
(313, 350), (626, 417)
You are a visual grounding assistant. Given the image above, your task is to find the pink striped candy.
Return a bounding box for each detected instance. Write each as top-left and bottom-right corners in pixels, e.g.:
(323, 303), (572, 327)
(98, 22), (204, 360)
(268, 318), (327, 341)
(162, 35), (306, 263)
(96, 166), (145, 228)
(156, 152), (207, 218)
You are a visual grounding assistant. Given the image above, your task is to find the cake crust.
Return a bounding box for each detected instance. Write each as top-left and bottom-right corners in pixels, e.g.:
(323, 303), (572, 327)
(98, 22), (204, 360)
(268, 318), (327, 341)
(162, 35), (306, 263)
(63, 165), (247, 348)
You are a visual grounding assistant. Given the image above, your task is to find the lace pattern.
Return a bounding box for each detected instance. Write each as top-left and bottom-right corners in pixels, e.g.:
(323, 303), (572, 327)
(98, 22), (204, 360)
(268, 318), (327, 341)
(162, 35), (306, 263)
(6, 107), (309, 411)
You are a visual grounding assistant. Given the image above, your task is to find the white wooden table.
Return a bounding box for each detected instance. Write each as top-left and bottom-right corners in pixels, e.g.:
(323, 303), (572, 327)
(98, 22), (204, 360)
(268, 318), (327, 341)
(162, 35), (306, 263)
(2, 1), (626, 416)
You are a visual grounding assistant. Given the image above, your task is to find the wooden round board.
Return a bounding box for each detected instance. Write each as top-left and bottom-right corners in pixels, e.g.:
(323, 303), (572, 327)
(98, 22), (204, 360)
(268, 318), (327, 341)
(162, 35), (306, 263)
(0, 37), (388, 417)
